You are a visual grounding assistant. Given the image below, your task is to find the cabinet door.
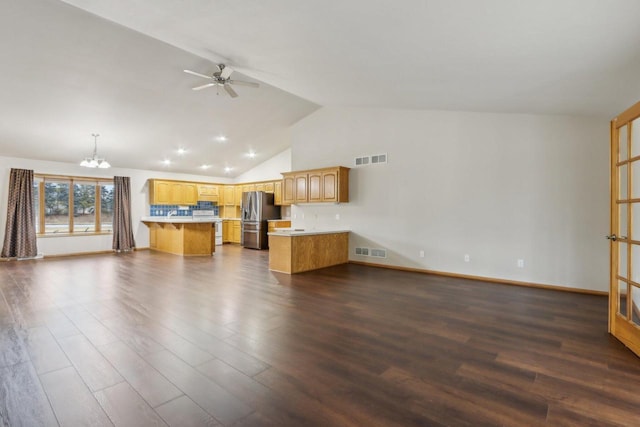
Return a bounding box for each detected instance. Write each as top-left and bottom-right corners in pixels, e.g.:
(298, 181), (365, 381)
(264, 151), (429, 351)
(294, 174), (308, 203)
(224, 186), (235, 205)
(308, 172), (322, 202)
(153, 181), (172, 204)
(255, 183), (265, 192)
(234, 186), (242, 206)
(232, 222), (241, 243)
(321, 170), (338, 202)
(182, 183), (198, 205)
(274, 181), (283, 205)
(282, 176), (294, 205)
(222, 221), (231, 242)
(264, 182), (274, 193)
(197, 185), (218, 202)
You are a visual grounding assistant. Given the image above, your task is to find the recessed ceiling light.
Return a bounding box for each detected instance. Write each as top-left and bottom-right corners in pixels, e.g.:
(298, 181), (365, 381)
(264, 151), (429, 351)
(248, 151), (256, 158)
(200, 164), (211, 169)
(224, 166), (232, 173)
(177, 148), (186, 155)
(162, 159), (171, 165)
(215, 135), (228, 143)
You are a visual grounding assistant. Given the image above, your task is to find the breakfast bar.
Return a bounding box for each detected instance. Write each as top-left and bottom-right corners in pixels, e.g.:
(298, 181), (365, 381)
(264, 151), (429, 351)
(141, 217), (218, 256)
(268, 229), (349, 274)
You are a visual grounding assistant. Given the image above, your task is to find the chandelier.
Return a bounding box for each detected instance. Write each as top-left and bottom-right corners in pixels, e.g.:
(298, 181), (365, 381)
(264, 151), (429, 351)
(80, 133), (111, 168)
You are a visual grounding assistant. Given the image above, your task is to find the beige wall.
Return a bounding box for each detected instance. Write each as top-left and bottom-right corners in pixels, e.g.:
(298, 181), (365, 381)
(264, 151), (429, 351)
(289, 107), (609, 292)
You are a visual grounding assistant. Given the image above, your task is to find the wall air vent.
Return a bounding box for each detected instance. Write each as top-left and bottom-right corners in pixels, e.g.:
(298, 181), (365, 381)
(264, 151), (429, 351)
(354, 156), (370, 166)
(370, 248), (387, 258)
(371, 153), (387, 164)
(355, 247), (385, 257)
(355, 247), (369, 256)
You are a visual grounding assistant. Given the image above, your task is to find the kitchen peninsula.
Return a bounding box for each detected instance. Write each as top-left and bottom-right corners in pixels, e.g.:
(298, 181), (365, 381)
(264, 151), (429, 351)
(268, 229), (349, 274)
(141, 217), (217, 256)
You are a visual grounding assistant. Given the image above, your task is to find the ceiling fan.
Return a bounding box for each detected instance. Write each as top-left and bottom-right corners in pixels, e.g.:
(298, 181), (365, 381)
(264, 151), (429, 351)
(183, 64), (259, 98)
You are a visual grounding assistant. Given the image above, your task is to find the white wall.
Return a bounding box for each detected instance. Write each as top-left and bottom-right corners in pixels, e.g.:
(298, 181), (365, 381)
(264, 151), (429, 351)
(0, 155), (231, 256)
(234, 148), (291, 183)
(290, 107), (610, 292)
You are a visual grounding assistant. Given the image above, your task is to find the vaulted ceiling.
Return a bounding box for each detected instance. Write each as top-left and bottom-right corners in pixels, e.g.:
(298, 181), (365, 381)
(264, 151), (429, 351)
(2, 0), (640, 176)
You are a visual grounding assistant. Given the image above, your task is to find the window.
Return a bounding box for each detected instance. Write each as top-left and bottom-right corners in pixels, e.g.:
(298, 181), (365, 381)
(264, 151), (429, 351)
(35, 174), (114, 235)
(100, 183), (114, 232)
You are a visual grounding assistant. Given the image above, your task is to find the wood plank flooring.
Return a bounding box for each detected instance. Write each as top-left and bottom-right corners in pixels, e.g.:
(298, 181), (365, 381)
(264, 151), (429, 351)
(0, 245), (639, 426)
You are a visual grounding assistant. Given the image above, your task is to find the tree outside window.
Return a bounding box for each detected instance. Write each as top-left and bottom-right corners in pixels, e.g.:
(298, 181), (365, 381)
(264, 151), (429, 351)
(44, 181), (70, 233)
(73, 183), (96, 232)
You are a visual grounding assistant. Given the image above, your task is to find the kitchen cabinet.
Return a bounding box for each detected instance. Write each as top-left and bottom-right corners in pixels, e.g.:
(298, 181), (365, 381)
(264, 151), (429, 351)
(232, 220), (241, 243)
(223, 185), (235, 206)
(274, 181), (283, 205)
(308, 172), (322, 202)
(264, 182), (274, 193)
(294, 174), (308, 203)
(267, 220), (291, 233)
(255, 183), (265, 192)
(234, 186), (242, 206)
(197, 184), (219, 202)
(222, 220), (231, 243)
(149, 180), (198, 205)
(280, 167), (349, 204)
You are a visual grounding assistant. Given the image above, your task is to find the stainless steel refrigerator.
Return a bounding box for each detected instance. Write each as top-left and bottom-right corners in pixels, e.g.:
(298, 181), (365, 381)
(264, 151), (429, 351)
(241, 191), (279, 249)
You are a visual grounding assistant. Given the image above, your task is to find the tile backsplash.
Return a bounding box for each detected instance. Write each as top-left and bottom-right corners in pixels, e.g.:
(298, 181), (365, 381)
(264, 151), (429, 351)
(150, 201), (218, 217)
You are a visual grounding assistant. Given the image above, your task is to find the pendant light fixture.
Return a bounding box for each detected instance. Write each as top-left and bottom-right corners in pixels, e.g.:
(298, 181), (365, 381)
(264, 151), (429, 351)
(80, 133), (111, 168)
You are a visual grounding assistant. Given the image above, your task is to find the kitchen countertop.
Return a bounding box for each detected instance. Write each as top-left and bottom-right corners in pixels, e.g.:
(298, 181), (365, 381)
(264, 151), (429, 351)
(141, 216), (221, 223)
(267, 219), (292, 222)
(268, 228), (349, 236)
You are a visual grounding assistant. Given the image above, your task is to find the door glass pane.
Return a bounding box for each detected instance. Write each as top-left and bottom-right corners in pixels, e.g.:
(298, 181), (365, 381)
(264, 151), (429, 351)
(620, 124), (628, 161)
(619, 164), (628, 200)
(620, 203), (628, 238)
(619, 280), (628, 317)
(633, 161), (640, 199)
(632, 245), (640, 283)
(631, 285), (640, 327)
(619, 242), (628, 279)
(631, 118), (640, 158)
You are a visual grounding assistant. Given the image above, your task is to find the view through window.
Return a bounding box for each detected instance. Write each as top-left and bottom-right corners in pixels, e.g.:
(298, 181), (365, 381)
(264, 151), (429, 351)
(34, 175), (114, 235)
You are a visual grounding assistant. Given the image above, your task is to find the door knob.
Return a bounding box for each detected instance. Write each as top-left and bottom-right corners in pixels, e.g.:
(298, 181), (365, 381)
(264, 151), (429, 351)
(606, 234), (618, 241)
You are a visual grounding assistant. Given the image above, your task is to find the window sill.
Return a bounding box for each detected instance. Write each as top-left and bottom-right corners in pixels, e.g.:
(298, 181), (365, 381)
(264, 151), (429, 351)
(37, 231), (113, 238)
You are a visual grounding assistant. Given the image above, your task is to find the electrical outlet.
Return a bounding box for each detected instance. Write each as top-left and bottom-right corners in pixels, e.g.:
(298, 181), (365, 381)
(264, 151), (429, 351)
(517, 259), (524, 268)
(293, 214), (297, 219)
(335, 214), (340, 220)
(419, 250), (425, 258)
(464, 254), (470, 262)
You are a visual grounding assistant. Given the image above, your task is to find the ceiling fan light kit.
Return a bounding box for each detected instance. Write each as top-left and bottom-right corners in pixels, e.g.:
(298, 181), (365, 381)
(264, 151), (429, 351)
(80, 133), (111, 168)
(184, 64), (259, 98)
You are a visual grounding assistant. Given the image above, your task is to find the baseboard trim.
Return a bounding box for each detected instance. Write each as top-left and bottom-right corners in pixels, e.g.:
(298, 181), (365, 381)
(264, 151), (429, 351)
(43, 247), (147, 259)
(348, 260), (608, 296)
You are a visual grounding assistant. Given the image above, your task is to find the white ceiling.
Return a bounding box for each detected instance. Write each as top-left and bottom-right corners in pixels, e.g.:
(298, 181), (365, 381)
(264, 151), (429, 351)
(3, 0), (640, 176)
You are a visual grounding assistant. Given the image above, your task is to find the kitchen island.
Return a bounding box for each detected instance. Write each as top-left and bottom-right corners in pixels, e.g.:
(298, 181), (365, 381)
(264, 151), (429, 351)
(268, 229), (349, 274)
(141, 217), (218, 256)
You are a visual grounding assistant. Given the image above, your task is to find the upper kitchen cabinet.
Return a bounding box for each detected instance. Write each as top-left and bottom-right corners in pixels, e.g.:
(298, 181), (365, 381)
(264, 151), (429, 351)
(149, 180), (198, 205)
(281, 166), (349, 204)
(223, 185), (235, 206)
(234, 186), (243, 206)
(274, 181), (283, 205)
(197, 184), (219, 202)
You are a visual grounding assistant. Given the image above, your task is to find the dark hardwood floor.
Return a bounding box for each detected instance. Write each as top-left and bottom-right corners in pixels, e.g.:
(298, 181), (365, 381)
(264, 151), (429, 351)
(1, 245), (639, 426)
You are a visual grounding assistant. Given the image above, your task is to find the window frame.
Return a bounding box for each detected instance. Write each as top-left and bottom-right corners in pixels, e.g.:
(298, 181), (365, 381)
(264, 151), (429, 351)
(35, 173), (114, 237)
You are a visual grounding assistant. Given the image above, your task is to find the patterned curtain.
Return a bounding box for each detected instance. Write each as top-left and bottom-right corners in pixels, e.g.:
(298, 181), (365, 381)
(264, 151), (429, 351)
(1, 169), (37, 258)
(112, 176), (136, 251)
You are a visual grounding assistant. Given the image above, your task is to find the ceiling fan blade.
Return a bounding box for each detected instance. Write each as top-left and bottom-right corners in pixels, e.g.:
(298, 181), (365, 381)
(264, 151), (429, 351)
(220, 65), (234, 79)
(192, 83), (216, 91)
(224, 84), (238, 98)
(229, 80), (259, 88)
(184, 69), (212, 79)
(212, 64), (222, 76)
